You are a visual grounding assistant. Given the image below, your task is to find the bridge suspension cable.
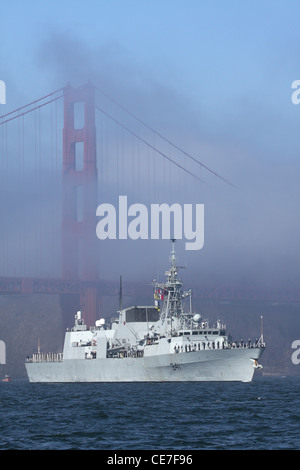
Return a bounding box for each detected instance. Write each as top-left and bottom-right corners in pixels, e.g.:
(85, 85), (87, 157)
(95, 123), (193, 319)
(1, 84), (234, 187)
(95, 86), (234, 187)
(0, 88), (64, 126)
(95, 104), (204, 184)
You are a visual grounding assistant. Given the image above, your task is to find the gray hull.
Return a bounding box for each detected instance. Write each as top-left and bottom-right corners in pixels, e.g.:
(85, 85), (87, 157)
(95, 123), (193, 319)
(25, 347), (264, 383)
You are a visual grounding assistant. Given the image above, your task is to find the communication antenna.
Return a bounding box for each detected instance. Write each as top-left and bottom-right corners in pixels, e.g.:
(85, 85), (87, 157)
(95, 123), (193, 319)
(119, 275), (123, 312)
(170, 239), (177, 267)
(260, 315), (264, 343)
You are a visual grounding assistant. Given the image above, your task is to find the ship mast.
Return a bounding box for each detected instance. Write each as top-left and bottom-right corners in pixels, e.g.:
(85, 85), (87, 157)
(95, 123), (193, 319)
(156, 240), (182, 331)
(154, 240), (193, 335)
(169, 238), (177, 268)
(119, 275), (123, 312)
(166, 239), (183, 315)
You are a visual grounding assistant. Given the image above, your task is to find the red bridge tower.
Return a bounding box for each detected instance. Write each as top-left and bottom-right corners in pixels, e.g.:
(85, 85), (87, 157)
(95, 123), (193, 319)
(62, 83), (99, 326)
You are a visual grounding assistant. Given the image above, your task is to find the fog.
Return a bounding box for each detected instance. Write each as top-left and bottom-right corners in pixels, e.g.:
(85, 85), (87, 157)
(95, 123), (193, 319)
(1, 4), (300, 293)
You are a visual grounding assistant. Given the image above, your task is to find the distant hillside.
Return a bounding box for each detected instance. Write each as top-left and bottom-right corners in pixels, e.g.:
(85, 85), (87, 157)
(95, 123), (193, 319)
(0, 293), (299, 379)
(0, 294), (63, 378)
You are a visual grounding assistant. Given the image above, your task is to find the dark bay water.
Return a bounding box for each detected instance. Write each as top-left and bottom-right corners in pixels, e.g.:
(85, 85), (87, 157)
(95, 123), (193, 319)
(0, 377), (299, 450)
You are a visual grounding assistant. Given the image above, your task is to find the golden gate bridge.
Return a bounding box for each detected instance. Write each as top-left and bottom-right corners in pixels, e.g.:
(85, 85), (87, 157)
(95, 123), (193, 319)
(0, 83), (299, 327)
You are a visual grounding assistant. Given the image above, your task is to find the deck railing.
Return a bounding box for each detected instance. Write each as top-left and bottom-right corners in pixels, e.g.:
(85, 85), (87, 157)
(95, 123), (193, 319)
(25, 352), (63, 363)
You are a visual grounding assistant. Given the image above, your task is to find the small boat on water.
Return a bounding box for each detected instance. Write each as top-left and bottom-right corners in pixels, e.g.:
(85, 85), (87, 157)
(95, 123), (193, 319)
(2, 375), (11, 382)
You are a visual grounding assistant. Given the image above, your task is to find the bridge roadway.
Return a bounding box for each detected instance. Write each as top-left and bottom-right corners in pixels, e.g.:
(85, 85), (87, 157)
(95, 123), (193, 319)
(0, 276), (299, 303)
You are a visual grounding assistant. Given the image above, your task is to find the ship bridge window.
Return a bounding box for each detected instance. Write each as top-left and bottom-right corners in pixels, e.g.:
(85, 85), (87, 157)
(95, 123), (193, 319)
(125, 307), (160, 323)
(184, 331), (190, 336)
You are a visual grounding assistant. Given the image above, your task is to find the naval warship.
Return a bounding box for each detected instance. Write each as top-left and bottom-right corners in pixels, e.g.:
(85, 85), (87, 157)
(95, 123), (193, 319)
(25, 241), (265, 382)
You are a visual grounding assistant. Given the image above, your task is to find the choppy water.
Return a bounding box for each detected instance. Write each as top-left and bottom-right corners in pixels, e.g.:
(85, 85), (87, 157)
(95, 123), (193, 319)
(0, 376), (299, 450)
